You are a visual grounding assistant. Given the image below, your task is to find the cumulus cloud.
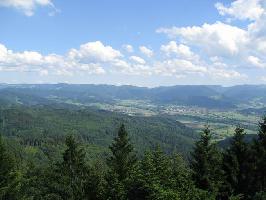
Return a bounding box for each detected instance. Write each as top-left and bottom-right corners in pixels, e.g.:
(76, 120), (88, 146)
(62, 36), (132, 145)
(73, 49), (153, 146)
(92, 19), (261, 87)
(215, 0), (266, 54)
(153, 58), (244, 80)
(160, 41), (199, 61)
(0, 43), (106, 75)
(0, 40), (248, 83)
(157, 22), (248, 56)
(129, 56), (146, 64)
(0, 0), (58, 16)
(68, 41), (123, 63)
(215, 0), (264, 21)
(139, 46), (153, 57)
(111, 58), (151, 76)
(154, 59), (207, 76)
(247, 56), (266, 68)
(155, 0), (266, 81)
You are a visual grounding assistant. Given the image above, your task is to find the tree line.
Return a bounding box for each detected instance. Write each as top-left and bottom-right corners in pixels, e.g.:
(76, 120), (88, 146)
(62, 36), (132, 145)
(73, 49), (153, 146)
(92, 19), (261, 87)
(1, 117), (266, 200)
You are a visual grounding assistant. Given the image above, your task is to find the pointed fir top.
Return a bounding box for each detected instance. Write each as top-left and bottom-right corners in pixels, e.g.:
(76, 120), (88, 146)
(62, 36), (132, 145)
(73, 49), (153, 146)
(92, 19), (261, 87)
(258, 116), (266, 136)
(118, 124), (127, 138)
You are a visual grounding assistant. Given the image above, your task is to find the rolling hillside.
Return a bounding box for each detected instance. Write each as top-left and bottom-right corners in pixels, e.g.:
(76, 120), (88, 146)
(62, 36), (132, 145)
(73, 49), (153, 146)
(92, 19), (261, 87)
(0, 84), (266, 109)
(0, 104), (197, 162)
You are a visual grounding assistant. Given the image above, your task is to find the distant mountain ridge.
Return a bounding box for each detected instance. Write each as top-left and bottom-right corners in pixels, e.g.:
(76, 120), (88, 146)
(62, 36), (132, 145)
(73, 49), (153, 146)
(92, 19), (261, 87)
(0, 84), (266, 109)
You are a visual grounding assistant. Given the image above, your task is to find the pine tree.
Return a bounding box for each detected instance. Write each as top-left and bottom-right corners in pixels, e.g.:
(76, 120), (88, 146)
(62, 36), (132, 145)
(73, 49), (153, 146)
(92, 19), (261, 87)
(20, 135), (106, 200)
(106, 124), (137, 200)
(222, 126), (250, 198)
(61, 135), (88, 200)
(27, 135), (91, 200)
(252, 116), (266, 193)
(107, 124), (137, 182)
(190, 126), (224, 196)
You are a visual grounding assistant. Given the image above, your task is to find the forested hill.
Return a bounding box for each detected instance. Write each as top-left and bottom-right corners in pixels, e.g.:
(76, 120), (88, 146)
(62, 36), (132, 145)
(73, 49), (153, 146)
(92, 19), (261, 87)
(0, 84), (266, 108)
(1, 83), (266, 199)
(2, 117), (266, 199)
(0, 104), (197, 162)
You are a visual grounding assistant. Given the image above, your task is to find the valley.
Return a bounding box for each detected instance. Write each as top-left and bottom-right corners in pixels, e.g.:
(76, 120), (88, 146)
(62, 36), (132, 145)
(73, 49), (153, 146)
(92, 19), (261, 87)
(49, 95), (261, 140)
(0, 84), (265, 143)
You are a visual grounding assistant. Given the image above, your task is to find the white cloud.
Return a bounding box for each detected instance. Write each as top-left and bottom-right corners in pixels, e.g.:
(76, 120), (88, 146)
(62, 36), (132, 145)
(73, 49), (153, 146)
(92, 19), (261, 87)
(111, 58), (151, 76)
(139, 46), (153, 57)
(154, 59), (207, 77)
(152, 58), (243, 79)
(0, 44), (43, 68)
(68, 41), (123, 63)
(0, 0), (57, 16)
(155, 0), (266, 81)
(122, 44), (134, 53)
(0, 43), (106, 75)
(215, 0), (264, 21)
(0, 41), (247, 82)
(160, 41), (199, 61)
(0, 36), (251, 83)
(17, 51), (43, 65)
(214, 0), (266, 59)
(157, 22), (249, 56)
(248, 13), (266, 44)
(156, 0), (266, 74)
(208, 68), (246, 79)
(113, 53), (245, 80)
(129, 56), (146, 64)
(247, 55), (265, 68)
(78, 63), (106, 74)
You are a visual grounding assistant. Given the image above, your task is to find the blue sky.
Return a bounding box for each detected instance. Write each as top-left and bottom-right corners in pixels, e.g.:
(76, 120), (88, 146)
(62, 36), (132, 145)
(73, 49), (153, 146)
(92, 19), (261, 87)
(0, 0), (266, 86)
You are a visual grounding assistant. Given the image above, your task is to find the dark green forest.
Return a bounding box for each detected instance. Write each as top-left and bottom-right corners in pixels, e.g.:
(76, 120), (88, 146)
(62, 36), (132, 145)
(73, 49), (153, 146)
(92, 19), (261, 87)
(0, 105), (196, 161)
(1, 110), (266, 199)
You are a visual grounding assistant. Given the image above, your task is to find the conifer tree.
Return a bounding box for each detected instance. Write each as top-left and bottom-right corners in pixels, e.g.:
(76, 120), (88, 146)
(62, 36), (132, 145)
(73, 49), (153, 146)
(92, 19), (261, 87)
(190, 126), (224, 196)
(107, 124), (136, 182)
(106, 124), (137, 200)
(223, 126), (250, 198)
(28, 135), (91, 200)
(20, 135), (106, 200)
(252, 116), (266, 193)
(61, 135), (88, 200)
